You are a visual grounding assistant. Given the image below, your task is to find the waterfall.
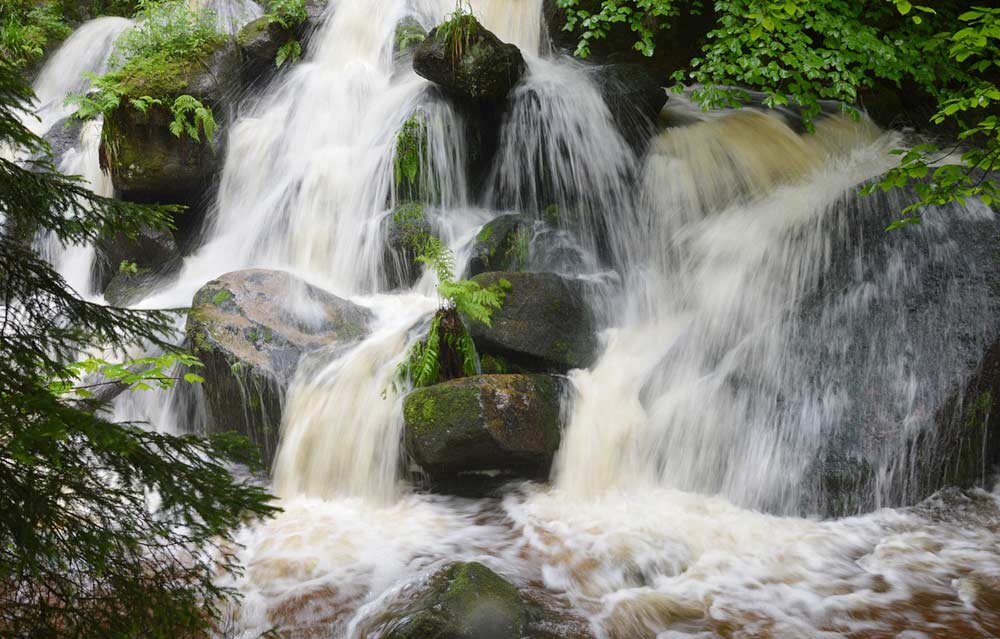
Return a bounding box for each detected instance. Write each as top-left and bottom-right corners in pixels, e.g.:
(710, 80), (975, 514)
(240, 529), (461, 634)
(24, 1), (1000, 637)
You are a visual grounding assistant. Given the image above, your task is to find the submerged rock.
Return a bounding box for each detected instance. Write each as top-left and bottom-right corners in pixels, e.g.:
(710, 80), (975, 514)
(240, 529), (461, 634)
(382, 562), (528, 639)
(413, 16), (526, 102)
(186, 269), (371, 467)
(403, 374), (563, 489)
(394, 16), (427, 60)
(470, 272), (598, 372)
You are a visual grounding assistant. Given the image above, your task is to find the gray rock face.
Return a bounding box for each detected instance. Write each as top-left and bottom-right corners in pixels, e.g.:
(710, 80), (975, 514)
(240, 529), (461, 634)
(403, 374), (563, 488)
(413, 17), (526, 101)
(237, 16), (292, 83)
(588, 64), (666, 152)
(186, 269), (371, 466)
(470, 272), (598, 372)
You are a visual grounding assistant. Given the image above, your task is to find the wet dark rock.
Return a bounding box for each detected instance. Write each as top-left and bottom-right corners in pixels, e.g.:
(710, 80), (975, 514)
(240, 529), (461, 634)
(93, 225), (181, 296)
(186, 269), (372, 467)
(413, 17), (526, 102)
(382, 562), (528, 639)
(237, 16), (292, 84)
(403, 374), (563, 488)
(589, 63), (666, 152)
(468, 214), (532, 276)
(470, 272), (598, 372)
(41, 116), (84, 167)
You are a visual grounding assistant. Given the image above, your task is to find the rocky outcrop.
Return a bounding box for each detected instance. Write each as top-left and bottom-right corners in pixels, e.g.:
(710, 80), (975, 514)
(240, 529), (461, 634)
(470, 272), (598, 372)
(403, 374), (563, 489)
(413, 16), (526, 102)
(186, 269), (371, 467)
(468, 214), (531, 276)
(100, 40), (240, 240)
(589, 63), (666, 152)
(382, 562), (528, 639)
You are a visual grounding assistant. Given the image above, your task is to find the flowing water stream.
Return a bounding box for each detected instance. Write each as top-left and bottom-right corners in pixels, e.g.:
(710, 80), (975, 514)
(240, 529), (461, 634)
(31, 1), (1000, 637)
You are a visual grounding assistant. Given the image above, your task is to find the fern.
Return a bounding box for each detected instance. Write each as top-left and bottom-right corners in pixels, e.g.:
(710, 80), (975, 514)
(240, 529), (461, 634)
(167, 95), (216, 144)
(394, 115), (426, 191)
(275, 39), (302, 67)
(393, 235), (510, 391)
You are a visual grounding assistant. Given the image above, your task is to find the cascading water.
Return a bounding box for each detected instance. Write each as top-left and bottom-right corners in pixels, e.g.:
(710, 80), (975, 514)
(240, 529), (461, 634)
(28, 0), (1000, 636)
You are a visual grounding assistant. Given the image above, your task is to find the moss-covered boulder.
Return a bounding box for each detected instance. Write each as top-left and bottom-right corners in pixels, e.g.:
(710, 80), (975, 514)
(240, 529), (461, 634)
(413, 16), (526, 102)
(403, 374), (563, 488)
(99, 39), (239, 238)
(394, 16), (427, 60)
(589, 63), (666, 152)
(470, 272), (598, 372)
(468, 215), (532, 276)
(383, 562), (528, 639)
(186, 269), (371, 467)
(381, 203), (431, 290)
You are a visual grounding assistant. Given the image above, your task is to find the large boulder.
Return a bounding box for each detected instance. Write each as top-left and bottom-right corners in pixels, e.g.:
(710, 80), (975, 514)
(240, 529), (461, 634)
(382, 562), (528, 639)
(589, 63), (666, 152)
(403, 374), (563, 489)
(413, 16), (526, 102)
(470, 272), (598, 372)
(100, 41), (240, 240)
(186, 269), (371, 467)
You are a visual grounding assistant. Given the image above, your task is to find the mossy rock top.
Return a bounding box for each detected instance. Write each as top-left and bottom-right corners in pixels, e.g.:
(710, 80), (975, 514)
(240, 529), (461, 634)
(412, 15), (526, 101)
(403, 374), (563, 481)
(385, 562), (528, 639)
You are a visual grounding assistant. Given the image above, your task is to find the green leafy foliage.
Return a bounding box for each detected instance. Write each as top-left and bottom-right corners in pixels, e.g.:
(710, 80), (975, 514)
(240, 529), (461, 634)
(263, 0), (308, 29)
(68, 0), (223, 143)
(259, 0), (307, 67)
(436, 1), (479, 65)
(394, 114), (426, 190)
(1, 58), (276, 639)
(276, 38), (302, 67)
(394, 236), (510, 390)
(167, 94), (216, 142)
(0, 0), (71, 69)
(556, 0), (693, 58)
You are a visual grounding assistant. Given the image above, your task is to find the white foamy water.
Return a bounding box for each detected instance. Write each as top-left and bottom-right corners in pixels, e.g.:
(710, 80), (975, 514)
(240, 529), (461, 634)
(25, 1), (1000, 637)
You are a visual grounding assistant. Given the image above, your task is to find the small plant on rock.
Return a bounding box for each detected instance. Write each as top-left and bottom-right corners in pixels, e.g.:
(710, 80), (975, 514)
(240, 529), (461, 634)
(396, 236), (510, 389)
(436, 0), (478, 66)
(260, 0), (308, 67)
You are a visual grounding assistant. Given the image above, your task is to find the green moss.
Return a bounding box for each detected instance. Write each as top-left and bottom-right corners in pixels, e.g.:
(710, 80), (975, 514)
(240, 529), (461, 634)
(476, 224), (494, 242)
(395, 18), (426, 53)
(212, 289), (232, 305)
